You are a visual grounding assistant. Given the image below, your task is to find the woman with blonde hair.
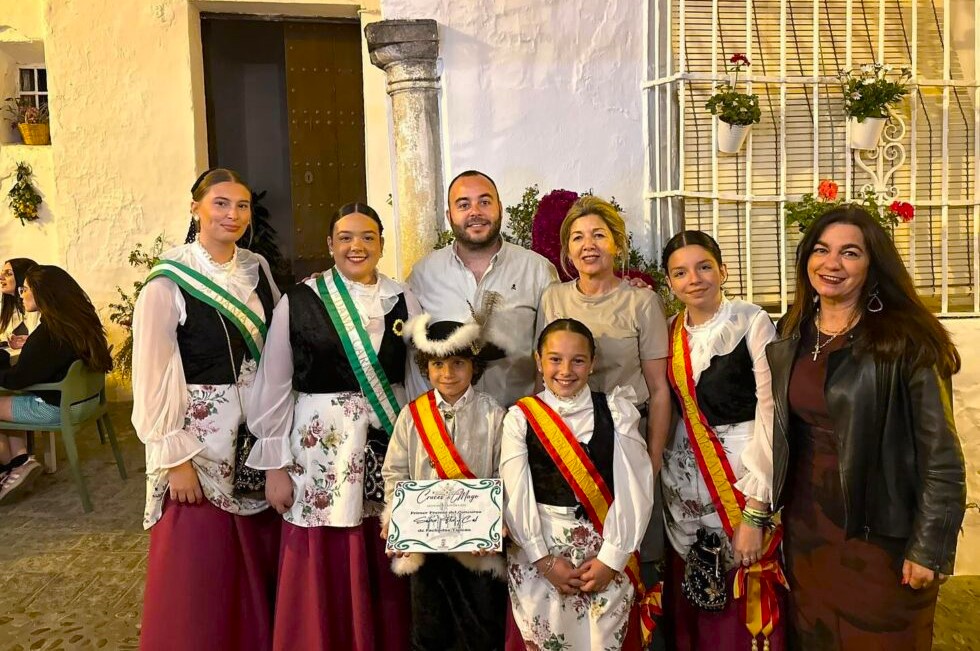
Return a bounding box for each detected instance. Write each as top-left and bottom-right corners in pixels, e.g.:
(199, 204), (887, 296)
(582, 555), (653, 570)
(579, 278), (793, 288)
(535, 195), (671, 584)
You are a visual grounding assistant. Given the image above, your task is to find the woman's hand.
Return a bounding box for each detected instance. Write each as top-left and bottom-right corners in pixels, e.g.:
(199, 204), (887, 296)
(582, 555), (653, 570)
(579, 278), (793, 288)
(902, 560), (945, 590)
(264, 468), (294, 514)
(535, 555), (584, 594)
(579, 557), (618, 593)
(733, 521), (764, 566)
(167, 460), (203, 504)
(8, 335), (28, 350)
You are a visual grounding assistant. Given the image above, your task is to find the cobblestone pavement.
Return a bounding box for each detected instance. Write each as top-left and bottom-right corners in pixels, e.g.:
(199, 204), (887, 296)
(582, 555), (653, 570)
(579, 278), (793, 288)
(0, 403), (975, 650)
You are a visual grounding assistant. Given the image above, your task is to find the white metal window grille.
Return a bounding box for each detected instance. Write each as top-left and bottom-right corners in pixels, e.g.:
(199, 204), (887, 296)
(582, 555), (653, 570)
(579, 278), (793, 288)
(642, 1), (979, 315)
(17, 66), (48, 110)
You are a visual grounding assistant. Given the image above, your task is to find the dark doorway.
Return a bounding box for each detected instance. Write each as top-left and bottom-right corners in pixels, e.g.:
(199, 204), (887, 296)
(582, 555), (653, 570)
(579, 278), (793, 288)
(201, 16), (367, 285)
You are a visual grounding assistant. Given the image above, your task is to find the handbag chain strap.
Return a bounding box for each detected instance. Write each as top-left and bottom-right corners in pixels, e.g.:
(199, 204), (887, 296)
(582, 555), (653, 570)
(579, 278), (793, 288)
(215, 310), (245, 413)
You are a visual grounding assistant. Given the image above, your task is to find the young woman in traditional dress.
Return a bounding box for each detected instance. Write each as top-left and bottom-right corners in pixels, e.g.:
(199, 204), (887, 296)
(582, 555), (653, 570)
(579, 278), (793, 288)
(660, 231), (785, 650)
(134, 168), (281, 651)
(246, 202), (418, 650)
(501, 318), (655, 651)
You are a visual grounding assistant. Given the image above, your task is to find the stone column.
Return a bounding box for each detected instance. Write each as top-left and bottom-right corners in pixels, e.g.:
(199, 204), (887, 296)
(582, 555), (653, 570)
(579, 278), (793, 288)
(364, 19), (445, 278)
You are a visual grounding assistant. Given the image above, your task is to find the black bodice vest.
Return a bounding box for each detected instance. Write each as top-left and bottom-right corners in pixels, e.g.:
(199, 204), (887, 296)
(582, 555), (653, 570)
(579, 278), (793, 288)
(176, 270), (276, 385)
(673, 337), (757, 426)
(286, 283), (408, 393)
(526, 392), (615, 507)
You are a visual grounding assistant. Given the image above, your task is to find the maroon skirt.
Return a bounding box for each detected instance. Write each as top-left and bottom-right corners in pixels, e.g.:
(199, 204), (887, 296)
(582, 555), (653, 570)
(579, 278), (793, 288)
(141, 497), (281, 651)
(664, 548), (787, 651)
(783, 423), (939, 650)
(272, 516), (411, 651)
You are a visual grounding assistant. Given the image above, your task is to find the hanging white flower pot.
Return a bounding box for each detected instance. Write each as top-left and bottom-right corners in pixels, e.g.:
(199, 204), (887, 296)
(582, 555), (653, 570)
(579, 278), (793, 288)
(717, 120), (751, 154)
(849, 116), (886, 150)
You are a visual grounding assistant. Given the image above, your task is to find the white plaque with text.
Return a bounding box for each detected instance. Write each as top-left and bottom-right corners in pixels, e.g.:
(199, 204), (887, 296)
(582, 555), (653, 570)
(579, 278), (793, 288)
(385, 478), (503, 553)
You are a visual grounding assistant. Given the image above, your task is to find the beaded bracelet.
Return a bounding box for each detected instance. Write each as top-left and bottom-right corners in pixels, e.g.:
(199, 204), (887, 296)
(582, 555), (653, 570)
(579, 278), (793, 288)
(741, 506), (772, 528)
(540, 555), (558, 578)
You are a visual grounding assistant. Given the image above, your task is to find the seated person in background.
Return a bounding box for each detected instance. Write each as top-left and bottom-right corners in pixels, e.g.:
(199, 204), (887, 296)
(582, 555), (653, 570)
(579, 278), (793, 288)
(0, 265), (113, 502)
(382, 315), (508, 651)
(0, 257), (39, 349)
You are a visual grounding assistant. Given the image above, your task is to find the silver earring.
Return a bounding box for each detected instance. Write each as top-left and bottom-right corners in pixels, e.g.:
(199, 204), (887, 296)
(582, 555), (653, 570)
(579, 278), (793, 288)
(812, 294), (819, 304)
(867, 287), (884, 313)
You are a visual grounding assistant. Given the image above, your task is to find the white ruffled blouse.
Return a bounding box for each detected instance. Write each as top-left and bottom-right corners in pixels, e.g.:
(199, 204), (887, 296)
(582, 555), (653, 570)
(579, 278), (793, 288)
(245, 271), (421, 470)
(500, 386), (655, 573)
(131, 242), (280, 474)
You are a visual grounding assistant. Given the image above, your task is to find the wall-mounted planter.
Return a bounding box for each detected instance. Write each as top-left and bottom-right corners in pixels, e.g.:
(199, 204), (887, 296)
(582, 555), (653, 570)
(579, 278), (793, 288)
(849, 117), (886, 150)
(17, 123), (50, 146)
(717, 120), (751, 154)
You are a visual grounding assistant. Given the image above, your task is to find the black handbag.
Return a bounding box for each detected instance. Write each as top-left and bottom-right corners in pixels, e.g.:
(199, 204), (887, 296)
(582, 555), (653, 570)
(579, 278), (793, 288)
(362, 426), (387, 503)
(214, 310), (266, 499)
(681, 527), (728, 611)
(233, 424), (266, 499)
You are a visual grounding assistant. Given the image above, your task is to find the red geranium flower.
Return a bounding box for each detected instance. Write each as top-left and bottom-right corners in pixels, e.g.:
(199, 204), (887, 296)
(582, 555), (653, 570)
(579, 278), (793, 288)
(729, 53), (750, 67)
(889, 201), (915, 222)
(817, 179), (839, 201)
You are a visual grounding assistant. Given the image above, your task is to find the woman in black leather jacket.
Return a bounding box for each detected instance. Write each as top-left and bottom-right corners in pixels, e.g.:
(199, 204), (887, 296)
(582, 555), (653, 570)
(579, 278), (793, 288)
(767, 206), (965, 650)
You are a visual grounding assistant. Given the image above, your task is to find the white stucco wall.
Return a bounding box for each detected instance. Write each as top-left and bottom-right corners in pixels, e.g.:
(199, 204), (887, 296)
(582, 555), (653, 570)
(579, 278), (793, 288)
(380, 0), (647, 246)
(946, 318), (980, 575)
(0, 0), (393, 389)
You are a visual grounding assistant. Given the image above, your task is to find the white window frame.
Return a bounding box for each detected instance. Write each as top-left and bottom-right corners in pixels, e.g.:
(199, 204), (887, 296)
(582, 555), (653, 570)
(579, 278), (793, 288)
(642, 0), (980, 316)
(16, 64), (48, 110)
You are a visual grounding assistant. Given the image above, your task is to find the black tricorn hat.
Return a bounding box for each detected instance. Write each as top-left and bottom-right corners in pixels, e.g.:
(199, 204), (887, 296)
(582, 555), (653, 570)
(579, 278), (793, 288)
(404, 315), (506, 362)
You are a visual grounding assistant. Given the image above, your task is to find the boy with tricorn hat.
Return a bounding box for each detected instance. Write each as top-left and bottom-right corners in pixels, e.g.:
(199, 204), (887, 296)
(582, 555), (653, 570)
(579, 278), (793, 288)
(381, 312), (509, 651)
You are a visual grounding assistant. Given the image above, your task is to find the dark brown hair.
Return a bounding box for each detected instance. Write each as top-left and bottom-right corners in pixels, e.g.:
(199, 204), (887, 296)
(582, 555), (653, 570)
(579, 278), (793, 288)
(25, 266), (113, 373)
(0, 257), (37, 333)
(536, 318), (597, 358)
(661, 230), (724, 270)
(414, 351), (487, 384)
(781, 205), (960, 376)
(328, 202), (383, 237)
(447, 170), (500, 207)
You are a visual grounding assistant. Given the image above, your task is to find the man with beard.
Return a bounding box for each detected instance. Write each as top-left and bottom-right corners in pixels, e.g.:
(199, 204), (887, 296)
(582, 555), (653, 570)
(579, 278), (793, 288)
(407, 170), (557, 406)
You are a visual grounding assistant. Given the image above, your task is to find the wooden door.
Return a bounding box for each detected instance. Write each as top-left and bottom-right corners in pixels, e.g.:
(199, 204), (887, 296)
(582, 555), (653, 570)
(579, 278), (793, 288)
(284, 21), (367, 279)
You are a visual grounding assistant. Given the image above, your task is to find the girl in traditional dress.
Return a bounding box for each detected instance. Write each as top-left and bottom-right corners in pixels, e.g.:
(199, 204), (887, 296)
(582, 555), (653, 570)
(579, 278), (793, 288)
(134, 168), (281, 651)
(660, 231), (785, 650)
(501, 318), (654, 651)
(246, 202), (417, 650)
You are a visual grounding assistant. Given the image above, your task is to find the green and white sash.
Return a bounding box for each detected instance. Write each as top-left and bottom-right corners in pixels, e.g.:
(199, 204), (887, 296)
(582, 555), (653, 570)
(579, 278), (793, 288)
(316, 268), (400, 435)
(146, 259), (268, 362)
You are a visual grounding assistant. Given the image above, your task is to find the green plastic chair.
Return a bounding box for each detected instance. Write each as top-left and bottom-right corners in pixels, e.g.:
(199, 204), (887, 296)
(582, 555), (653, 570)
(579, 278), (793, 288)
(0, 360), (127, 512)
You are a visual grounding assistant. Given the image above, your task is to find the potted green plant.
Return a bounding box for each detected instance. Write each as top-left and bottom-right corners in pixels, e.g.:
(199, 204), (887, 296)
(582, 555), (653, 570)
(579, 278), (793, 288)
(838, 64), (911, 150)
(3, 96), (50, 145)
(705, 53), (761, 154)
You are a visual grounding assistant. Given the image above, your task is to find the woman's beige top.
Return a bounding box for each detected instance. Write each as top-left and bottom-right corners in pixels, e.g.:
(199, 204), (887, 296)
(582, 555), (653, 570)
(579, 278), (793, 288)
(536, 280), (669, 404)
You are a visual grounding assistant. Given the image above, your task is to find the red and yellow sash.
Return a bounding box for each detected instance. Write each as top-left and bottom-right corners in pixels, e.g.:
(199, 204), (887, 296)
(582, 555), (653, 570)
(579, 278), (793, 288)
(409, 391), (476, 480)
(516, 396), (663, 646)
(667, 314), (788, 645)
